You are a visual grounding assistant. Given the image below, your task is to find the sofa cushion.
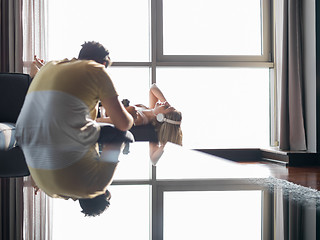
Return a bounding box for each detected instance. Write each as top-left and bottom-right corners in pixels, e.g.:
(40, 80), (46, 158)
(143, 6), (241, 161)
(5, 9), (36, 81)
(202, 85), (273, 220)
(0, 123), (17, 150)
(0, 73), (32, 123)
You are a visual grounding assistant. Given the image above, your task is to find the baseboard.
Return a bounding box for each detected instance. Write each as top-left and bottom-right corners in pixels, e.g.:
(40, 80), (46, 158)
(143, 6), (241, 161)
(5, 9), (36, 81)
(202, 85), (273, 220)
(195, 148), (320, 166)
(195, 148), (261, 162)
(260, 148), (319, 166)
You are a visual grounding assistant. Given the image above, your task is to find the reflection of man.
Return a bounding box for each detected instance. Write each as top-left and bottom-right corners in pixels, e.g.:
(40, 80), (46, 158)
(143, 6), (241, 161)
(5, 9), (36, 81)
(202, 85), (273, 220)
(16, 41), (134, 216)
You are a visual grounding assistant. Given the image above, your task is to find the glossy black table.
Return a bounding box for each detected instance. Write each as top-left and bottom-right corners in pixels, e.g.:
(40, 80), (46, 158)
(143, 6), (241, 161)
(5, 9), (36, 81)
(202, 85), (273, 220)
(48, 142), (320, 240)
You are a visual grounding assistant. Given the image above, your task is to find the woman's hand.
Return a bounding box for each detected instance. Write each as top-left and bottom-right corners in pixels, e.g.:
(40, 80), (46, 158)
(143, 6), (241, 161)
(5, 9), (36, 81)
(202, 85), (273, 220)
(101, 96), (134, 131)
(153, 102), (175, 115)
(164, 101), (171, 108)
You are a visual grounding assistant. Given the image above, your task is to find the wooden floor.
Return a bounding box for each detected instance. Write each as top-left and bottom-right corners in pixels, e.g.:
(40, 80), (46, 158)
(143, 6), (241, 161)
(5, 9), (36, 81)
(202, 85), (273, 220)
(240, 161), (320, 191)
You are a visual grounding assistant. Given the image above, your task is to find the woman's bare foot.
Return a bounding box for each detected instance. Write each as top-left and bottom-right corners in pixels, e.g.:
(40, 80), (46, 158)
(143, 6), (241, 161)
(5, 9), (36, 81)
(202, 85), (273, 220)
(34, 55), (44, 69)
(30, 55), (45, 78)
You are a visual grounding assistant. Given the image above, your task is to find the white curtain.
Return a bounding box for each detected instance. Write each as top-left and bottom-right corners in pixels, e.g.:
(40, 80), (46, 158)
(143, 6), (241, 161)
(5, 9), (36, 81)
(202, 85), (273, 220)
(23, 177), (51, 240)
(22, 0), (51, 239)
(275, 0), (307, 151)
(22, 0), (48, 73)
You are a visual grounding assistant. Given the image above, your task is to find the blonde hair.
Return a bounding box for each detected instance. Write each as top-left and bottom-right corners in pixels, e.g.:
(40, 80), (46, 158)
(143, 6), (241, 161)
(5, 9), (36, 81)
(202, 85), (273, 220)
(156, 110), (183, 146)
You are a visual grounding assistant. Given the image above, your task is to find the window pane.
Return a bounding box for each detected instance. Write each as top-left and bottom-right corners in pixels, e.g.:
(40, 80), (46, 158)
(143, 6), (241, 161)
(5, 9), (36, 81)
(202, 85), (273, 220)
(107, 67), (150, 105)
(113, 142), (151, 180)
(157, 67), (270, 149)
(48, 0), (149, 61)
(100, 68), (151, 180)
(164, 191), (261, 240)
(162, 0), (261, 55)
(52, 185), (149, 240)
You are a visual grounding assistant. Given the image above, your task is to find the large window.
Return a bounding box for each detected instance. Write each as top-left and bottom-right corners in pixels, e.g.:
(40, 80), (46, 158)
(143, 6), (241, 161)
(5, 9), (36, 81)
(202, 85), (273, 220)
(24, 2), (284, 239)
(46, 0), (273, 149)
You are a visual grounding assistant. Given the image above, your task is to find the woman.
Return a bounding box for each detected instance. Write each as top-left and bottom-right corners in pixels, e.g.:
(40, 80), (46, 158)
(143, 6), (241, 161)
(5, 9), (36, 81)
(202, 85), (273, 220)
(97, 84), (183, 164)
(97, 83), (183, 146)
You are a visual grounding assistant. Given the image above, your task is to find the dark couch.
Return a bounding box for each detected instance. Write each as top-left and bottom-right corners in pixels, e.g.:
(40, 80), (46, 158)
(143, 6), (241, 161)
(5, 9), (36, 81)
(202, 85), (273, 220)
(0, 73), (32, 177)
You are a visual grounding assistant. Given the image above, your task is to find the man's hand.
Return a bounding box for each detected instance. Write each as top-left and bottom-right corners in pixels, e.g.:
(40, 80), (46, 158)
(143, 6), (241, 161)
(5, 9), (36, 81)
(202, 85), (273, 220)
(101, 96), (134, 131)
(125, 106), (138, 121)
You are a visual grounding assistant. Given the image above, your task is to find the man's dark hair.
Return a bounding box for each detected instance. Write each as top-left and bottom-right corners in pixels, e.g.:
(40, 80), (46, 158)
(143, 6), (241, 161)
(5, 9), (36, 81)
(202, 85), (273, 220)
(78, 41), (111, 67)
(78, 189), (111, 217)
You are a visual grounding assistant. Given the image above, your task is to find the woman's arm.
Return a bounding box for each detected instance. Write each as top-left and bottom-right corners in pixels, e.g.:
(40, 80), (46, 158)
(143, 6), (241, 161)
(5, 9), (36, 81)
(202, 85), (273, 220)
(149, 142), (165, 165)
(149, 83), (169, 108)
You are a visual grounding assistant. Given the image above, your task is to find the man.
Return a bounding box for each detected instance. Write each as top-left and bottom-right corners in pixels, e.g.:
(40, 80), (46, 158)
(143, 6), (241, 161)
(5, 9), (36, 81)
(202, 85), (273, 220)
(16, 41), (134, 216)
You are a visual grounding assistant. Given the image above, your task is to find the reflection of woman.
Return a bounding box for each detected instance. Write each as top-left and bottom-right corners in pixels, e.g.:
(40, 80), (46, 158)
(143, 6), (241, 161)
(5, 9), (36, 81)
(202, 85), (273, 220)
(97, 84), (183, 165)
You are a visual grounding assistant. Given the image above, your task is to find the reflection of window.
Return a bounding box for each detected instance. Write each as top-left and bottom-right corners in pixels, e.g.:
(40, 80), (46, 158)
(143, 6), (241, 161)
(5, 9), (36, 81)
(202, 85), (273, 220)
(51, 143), (267, 239)
(46, 0), (273, 148)
(163, 191), (262, 240)
(52, 185), (150, 240)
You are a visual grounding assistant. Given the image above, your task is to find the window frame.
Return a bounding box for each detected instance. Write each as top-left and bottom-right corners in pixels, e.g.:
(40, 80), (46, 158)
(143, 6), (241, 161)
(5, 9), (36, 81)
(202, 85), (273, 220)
(154, 0), (273, 67)
(42, 0), (276, 146)
(111, 166), (272, 240)
(148, 175), (271, 240)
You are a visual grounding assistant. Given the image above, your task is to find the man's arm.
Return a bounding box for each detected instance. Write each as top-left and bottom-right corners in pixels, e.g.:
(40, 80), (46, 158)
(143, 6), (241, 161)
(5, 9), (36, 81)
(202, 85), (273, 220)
(100, 96), (134, 131)
(97, 105), (137, 125)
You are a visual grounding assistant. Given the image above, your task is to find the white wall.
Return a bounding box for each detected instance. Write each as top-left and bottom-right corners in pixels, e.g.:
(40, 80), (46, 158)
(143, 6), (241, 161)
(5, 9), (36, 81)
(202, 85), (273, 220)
(302, 0), (317, 152)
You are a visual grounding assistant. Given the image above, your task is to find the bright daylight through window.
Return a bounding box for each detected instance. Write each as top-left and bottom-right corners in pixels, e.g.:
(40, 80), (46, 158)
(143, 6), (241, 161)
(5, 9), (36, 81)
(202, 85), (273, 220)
(162, 0), (262, 55)
(44, 1), (273, 239)
(47, 0), (272, 149)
